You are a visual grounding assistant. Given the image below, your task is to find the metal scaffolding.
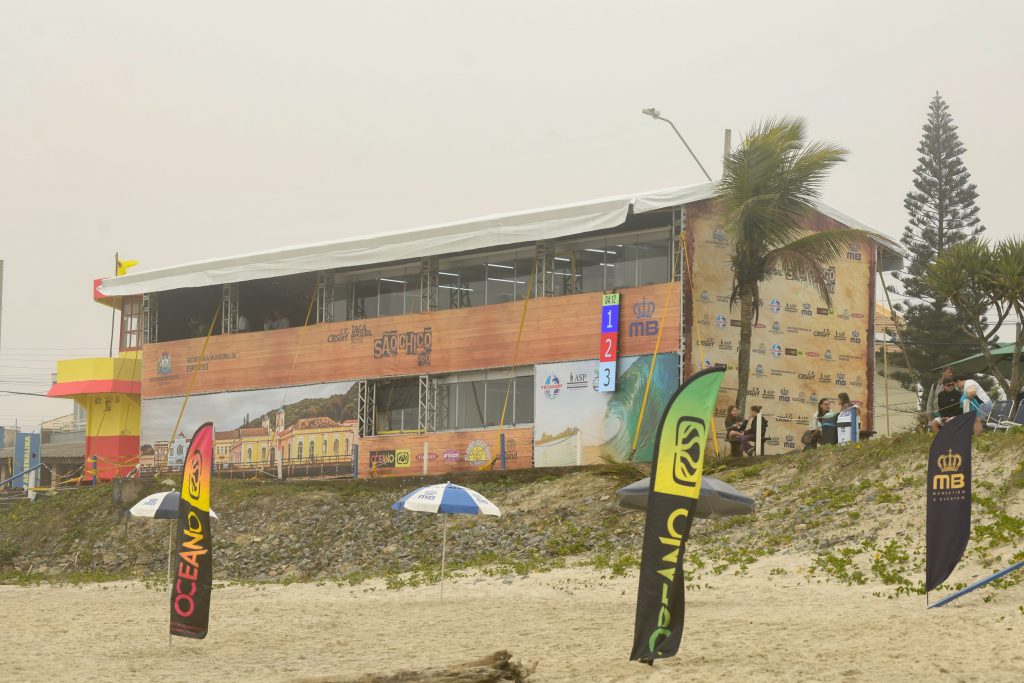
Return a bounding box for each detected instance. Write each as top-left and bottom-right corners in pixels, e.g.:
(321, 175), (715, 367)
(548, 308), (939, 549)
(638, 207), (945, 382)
(418, 374), (437, 433)
(316, 271), (334, 324)
(221, 283), (239, 334)
(356, 379), (376, 438)
(419, 257), (438, 312)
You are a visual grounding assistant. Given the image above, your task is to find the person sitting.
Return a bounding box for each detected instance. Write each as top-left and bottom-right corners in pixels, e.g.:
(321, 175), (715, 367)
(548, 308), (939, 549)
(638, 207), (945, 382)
(803, 398), (832, 450)
(740, 405), (768, 456)
(724, 405), (745, 457)
(955, 374), (993, 436)
(270, 309), (291, 330)
(237, 313), (250, 333)
(930, 379), (962, 434)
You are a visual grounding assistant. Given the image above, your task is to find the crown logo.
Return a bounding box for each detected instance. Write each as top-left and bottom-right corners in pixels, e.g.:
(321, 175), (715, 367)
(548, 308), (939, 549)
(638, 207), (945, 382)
(937, 449), (962, 473)
(634, 298), (656, 319)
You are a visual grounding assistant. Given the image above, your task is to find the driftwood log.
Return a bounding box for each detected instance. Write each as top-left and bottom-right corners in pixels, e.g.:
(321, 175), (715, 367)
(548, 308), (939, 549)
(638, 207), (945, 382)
(294, 650), (535, 683)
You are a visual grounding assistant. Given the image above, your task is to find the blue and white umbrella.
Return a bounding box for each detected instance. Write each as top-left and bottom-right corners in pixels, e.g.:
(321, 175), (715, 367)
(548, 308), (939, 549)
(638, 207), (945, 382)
(392, 482), (500, 600)
(129, 491), (220, 520)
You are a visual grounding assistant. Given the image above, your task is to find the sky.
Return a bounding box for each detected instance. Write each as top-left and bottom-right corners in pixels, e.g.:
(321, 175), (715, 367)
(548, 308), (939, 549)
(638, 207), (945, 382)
(1, 1), (1021, 428)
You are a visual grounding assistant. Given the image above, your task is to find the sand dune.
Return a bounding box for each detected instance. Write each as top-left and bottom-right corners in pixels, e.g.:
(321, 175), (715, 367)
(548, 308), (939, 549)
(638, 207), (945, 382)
(3, 558), (1023, 682)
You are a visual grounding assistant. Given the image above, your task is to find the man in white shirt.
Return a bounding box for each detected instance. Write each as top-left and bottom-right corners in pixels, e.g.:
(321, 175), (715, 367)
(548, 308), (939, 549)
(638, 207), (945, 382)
(956, 374), (993, 435)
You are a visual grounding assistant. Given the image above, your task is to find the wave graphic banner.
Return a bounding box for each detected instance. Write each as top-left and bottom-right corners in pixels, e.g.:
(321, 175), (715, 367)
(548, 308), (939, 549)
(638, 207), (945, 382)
(630, 367), (724, 663)
(170, 421), (214, 639)
(926, 411), (973, 593)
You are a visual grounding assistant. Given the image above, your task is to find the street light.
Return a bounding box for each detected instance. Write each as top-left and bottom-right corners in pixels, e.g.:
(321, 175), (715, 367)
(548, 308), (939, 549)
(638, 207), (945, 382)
(641, 107), (713, 182)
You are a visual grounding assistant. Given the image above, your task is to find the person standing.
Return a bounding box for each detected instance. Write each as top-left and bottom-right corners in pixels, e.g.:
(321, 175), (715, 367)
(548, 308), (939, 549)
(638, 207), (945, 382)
(955, 374), (993, 435)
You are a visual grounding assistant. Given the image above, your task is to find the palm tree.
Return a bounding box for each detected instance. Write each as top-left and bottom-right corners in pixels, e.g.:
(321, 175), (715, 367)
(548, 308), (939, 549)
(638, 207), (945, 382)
(717, 118), (866, 410)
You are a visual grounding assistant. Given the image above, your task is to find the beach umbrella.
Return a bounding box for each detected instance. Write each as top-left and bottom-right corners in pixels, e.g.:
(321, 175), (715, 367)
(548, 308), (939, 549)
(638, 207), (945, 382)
(129, 491), (220, 520)
(934, 342), (1016, 376)
(615, 475), (755, 517)
(391, 482), (500, 600)
(129, 491), (220, 604)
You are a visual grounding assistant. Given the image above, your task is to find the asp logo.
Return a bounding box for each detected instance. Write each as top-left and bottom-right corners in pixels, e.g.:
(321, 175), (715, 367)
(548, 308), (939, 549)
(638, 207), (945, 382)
(653, 416), (706, 499)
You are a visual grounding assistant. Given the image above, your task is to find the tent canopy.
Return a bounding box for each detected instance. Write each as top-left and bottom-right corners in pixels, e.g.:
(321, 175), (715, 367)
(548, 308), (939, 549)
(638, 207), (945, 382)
(98, 182), (904, 297)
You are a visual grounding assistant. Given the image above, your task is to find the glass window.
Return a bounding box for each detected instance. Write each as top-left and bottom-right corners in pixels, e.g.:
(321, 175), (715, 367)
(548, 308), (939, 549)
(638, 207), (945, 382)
(459, 380), (486, 429)
(375, 378), (419, 432)
(438, 261), (485, 310)
(296, 441), (303, 461)
(574, 243), (607, 293)
(514, 376), (534, 424)
(606, 240), (636, 290)
(484, 377), (512, 426)
(332, 276), (352, 322)
(120, 296), (142, 351)
(635, 231), (671, 286)
(352, 279), (377, 319)
(550, 256), (575, 296)
(333, 438), (340, 456)
(485, 260), (517, 305)
(378, 277), (406, 317)
(309, 440), (316, 458)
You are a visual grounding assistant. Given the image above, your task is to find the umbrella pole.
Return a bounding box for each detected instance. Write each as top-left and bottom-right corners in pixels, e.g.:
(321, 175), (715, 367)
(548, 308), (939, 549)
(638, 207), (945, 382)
(167, 520), (175, 649)
(440, 514), (447, 602)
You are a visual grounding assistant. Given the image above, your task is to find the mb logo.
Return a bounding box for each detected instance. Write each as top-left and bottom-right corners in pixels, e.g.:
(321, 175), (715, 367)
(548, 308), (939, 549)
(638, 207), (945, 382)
(933, 450), (965, 490)
(629, 298), (659, 337)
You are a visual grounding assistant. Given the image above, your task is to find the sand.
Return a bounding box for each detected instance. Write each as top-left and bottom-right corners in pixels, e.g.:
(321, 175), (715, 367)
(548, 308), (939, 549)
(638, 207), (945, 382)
(3, 558), (1023, 682)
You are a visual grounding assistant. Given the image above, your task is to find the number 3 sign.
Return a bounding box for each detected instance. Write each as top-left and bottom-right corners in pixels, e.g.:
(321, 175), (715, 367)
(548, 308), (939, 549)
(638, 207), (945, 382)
(598, 293), (619, 392)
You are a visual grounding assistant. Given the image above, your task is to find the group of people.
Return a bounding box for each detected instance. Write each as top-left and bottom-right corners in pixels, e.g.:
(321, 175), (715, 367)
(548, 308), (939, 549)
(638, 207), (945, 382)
(724, 393), (858, 457)
(926, 366), (993, 436)
(185, 309), (291, 337)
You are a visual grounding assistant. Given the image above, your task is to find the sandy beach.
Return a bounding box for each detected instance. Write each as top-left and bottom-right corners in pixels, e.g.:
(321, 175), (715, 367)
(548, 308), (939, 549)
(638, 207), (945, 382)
(3, 556), (1023, 683)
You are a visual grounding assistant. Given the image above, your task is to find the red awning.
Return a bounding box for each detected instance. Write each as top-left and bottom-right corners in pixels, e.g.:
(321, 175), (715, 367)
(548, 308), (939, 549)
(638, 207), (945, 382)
(47, 380), (141, 397)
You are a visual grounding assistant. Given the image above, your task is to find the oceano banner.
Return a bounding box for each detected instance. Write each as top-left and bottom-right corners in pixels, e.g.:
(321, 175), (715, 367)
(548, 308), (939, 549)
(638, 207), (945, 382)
(631, 367), (724, 663)
(171, 422), (214, 639)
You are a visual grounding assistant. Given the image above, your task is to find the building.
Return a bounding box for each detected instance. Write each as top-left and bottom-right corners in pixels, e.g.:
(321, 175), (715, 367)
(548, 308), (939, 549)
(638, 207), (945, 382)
(94, 182), (902, 470)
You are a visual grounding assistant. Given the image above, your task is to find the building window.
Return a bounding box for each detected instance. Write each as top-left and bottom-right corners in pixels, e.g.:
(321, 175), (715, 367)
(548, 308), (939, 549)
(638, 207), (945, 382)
(296, 441), (303, 461)
(344, 437), (350, 453)
(323, 438), (328, 457)
(120, 296), (143, 351)
(438, 369), (534, 431)
(309, 440), (315, 459)
(247, 447), (253, 464)
(373, 377), (419, 433)
(550, 228), (672, 295)
(333, 438), (340, 456)
(261, 447), (267, 462)
(334, 265), (421, 320)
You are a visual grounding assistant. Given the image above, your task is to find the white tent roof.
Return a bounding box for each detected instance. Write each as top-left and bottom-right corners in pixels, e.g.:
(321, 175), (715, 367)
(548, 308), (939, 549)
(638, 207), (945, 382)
(98, 182), (904, 297)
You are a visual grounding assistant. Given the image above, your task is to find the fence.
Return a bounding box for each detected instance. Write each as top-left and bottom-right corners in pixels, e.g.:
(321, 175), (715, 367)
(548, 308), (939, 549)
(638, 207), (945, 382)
(138, 453), (355, 481)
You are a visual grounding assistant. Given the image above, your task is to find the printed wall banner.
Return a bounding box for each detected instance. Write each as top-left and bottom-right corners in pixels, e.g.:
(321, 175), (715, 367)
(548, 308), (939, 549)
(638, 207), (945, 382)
(141, 381), (358, 470)
(685, 200), (873, 454)
(599, 293), (620, 392)
(142, 284), (679, 398)
(534, 354), (679, 467)
(631, 367), (724, 663)
(170, 422), (214, 639)
(926, 412), (973, 592)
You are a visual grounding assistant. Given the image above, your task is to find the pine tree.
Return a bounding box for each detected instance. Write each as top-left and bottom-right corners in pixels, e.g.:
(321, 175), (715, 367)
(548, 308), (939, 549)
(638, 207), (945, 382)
(897, 92), (984, 301)
(886, 92), (988, 396)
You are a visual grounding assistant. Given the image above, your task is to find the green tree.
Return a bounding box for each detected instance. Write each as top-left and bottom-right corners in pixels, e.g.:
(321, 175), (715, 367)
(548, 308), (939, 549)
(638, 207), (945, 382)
(718, 117), (865, 410)
(886, 92), (986, 395)
(925, 238), (1024, 401)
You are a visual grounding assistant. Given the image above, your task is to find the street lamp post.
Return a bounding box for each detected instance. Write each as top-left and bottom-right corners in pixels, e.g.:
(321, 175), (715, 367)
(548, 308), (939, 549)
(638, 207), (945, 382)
(641, 107), (713, 182)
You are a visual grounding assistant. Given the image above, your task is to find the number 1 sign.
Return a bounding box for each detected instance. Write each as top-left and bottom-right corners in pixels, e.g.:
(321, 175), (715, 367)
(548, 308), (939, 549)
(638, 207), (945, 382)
(598, 293), (619, 392)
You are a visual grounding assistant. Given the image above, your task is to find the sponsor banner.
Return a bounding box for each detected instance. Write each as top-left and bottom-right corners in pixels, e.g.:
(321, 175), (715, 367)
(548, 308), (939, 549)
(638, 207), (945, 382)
(12, 432), (41, 489)
(926, 412), (973, 592)
(683, 201), (872, 453)
(142, 284), (679, 398)
(356, 428), (533, 477)
(171, 422), (214, 639)
(534, 354), (679, 467)
(631, 367), (725, 663)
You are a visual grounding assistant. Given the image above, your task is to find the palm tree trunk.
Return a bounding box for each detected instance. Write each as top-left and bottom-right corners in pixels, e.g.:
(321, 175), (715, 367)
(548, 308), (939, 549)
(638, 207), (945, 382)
(735, 290), (755, 413)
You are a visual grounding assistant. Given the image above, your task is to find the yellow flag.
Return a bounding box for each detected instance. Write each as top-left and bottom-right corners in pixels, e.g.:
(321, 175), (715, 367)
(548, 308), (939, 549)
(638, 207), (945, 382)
(116, 259), (139, 276)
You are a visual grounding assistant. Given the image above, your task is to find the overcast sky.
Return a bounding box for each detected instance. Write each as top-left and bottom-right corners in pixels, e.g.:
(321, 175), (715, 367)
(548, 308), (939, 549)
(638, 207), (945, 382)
(1, 1), (1021, 428)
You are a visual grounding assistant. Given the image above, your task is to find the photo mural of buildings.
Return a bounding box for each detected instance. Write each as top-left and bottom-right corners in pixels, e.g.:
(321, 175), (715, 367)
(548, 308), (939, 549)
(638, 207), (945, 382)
(140, 382), (358, 469)
(534, 353), (678, 467)
(684, 201), (874, 454)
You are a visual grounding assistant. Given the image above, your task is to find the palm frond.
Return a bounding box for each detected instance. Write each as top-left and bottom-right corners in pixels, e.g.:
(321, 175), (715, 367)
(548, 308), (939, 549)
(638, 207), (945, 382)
(762, 248), (835, 307)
